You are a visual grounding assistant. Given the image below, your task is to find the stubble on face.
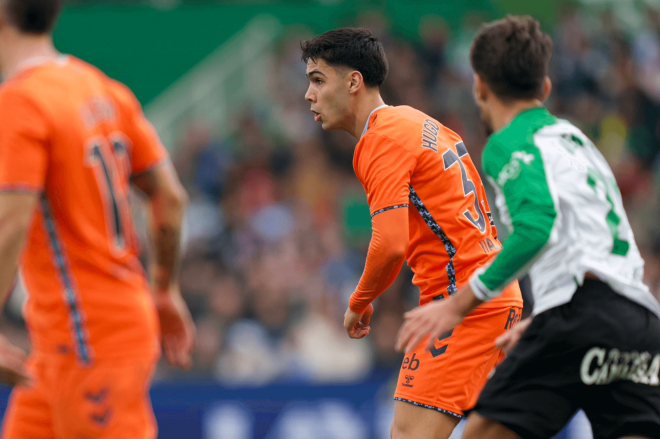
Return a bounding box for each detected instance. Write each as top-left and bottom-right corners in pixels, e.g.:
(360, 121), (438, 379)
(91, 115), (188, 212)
(479, 108), (494, 137)
(473, 78), (494, 138)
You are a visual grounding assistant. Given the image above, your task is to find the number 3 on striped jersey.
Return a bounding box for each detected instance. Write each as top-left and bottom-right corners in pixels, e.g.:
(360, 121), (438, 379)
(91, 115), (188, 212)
(85, 134), (131, 254)
(561, 134), (629, 256)
(586, 168), (630, 256)
(443, 142), (487, 233)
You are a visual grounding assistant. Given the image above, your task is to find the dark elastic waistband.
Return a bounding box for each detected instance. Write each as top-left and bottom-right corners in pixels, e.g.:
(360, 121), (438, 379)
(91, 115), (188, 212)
(574, 277), (615, 298)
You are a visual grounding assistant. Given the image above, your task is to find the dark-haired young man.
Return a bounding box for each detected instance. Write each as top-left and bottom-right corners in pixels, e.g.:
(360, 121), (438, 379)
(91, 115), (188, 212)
(0, 0), (195, 437)
(301, 28), (522, 439)
(397, 15), (660, 439)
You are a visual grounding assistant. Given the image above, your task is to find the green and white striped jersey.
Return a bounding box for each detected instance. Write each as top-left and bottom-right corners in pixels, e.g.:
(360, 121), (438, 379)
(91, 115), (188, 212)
(470, 107), (660, 318)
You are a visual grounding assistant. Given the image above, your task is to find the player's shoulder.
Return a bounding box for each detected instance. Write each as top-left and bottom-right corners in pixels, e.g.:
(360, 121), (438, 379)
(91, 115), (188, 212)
(483, 108), (559, 176)
(371, 105), (431, 132)
(0, 61), (47, 101)
(376, 105), (459, 134)
(104, 77), (139, 108)
(489, 107), (558, 151)
(366, 105), (462, 148)
(89, 71), (139, 112)
(64, 57), (140, 111)
(0, 71), (44, 114)
(0, 56), (104, 103)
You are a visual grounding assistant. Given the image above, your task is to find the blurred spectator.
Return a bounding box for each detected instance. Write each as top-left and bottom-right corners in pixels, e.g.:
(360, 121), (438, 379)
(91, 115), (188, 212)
(6, 3), (660, 384)
(115, 4), (660, 381)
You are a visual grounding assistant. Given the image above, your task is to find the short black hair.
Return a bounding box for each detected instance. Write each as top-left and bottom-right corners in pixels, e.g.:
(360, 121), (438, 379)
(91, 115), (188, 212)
(301, 27), (389, 87)
(4, 0), (61, 34)
(470, 15), (553, 100)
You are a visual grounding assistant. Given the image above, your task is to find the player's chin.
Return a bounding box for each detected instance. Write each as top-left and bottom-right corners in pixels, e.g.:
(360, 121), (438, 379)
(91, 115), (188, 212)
(320, 119), (337, 131)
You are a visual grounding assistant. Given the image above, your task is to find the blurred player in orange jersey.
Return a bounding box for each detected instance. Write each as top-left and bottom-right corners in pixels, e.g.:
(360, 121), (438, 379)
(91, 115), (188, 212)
(0, 0), (195, 438)
(301, 28), (523, 439)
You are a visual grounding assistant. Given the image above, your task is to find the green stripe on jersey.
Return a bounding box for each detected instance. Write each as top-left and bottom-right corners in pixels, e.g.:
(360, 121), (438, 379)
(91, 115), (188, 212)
(470, 107), (659, 319)
(475, 107), (558, 297)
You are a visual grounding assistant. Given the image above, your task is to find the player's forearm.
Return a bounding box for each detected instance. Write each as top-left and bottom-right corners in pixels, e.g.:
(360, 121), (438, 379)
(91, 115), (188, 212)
(147, 192), (186, 293)
(349, 209), (408, 313)
(472, 207), (556, 300)
(350, 256), (405, 313)
(449, 282), (485, 317)
(132, 162), (189, 294)
(0, 220), (27, 304)
(0, 193), (38, 304)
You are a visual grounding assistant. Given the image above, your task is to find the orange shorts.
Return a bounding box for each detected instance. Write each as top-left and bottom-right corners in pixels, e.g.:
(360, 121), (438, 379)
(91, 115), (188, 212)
(1, 355), (157, 439)
(394, 284), (523, 418)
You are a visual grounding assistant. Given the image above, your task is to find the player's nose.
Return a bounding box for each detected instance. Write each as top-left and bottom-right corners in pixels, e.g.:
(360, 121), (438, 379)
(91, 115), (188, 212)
(305, 86), (315, 103)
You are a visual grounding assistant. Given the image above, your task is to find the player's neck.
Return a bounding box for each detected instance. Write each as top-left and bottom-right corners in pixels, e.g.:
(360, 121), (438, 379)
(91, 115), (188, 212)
(490, 98), (544, 133)
(0, 32), (58, 81)
(350, 91), (386, 140)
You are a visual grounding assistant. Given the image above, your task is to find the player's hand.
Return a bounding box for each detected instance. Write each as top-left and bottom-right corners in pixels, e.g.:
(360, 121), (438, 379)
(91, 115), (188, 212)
(154, 286), (196, 370)
(395, 299), (463, 353)
(344, 304), (374, 339)
(0, 335), (29, 387)
(496, 317), (532, 354)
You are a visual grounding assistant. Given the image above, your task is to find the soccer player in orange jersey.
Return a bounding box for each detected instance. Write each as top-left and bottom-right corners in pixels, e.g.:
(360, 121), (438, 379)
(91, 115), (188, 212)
(301, 28), (523, 439)
(0, 1), (195, 438)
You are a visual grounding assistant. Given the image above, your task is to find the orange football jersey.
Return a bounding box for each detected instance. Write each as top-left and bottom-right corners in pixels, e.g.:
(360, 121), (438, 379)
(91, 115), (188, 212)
(354, 105), (522, 308)
(0, 56), (164, 364)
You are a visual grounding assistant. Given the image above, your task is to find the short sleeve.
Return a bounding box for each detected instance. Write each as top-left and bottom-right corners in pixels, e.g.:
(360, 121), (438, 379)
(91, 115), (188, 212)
(356, 134), (416, 216)
(0, 90), (48, 192)
(112, 82), (168, 175)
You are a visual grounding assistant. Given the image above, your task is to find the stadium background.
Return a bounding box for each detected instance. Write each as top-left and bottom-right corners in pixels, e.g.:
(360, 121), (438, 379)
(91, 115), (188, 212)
(2, 0), (660, 437)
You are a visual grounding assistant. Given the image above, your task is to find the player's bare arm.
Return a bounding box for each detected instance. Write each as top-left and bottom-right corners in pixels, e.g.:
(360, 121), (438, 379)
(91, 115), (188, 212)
(345, 207), (408, 339)
(132, 160), (195, 369)
(0, 193), (39, 385)
(0, 193), (36, 303)
(132, 161), (186, 290)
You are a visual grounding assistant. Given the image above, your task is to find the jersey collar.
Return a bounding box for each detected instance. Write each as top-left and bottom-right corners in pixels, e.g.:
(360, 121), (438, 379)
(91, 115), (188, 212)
(12, 54), (69, 78)
(360, 104), (389, 139)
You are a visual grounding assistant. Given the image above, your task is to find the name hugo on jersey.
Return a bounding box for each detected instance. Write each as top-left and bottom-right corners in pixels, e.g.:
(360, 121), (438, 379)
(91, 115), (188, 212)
(580, 347), (660, 386)
(421, 119), (440, 153)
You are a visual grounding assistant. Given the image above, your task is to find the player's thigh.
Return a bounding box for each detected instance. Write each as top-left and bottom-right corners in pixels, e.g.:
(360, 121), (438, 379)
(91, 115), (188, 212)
(1, 370), (55, 439)
(390, 400), (460, 439)
(462, 412), (520, 439)
(393, 305), (521, 417)
(52, 358), (157, 439)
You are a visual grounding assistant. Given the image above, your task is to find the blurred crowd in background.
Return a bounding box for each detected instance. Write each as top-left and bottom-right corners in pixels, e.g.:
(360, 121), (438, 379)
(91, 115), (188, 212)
(163, 5), (660, 383)
(5, 4), (660, 386)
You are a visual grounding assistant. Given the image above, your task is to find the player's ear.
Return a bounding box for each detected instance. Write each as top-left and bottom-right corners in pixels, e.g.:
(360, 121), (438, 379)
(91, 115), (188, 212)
(348, 70), (364, 95)
(541, 76), (552, 102)
(473, 74), (488, 105)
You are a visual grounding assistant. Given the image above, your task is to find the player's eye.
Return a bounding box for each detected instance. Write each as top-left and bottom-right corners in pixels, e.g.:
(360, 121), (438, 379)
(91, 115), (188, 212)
(316, 79), (323, 84)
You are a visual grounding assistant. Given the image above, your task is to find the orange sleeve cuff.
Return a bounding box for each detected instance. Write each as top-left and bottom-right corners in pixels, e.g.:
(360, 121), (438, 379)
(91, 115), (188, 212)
(349, 206), (408, 314)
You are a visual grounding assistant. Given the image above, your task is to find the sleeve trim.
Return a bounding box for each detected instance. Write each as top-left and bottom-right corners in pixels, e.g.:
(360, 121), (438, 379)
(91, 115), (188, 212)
(470, 269), (499, 301)
(371, 204), (409, 218)
(130, 156), (168, 179)
(0, 183), (43, 194)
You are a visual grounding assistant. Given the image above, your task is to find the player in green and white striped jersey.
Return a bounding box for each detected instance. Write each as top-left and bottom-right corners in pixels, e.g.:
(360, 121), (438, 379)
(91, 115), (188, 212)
(397, 15), (660, 439)
(471, 105), (659, 318)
